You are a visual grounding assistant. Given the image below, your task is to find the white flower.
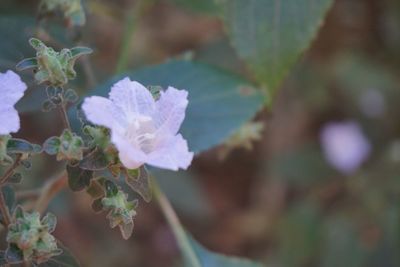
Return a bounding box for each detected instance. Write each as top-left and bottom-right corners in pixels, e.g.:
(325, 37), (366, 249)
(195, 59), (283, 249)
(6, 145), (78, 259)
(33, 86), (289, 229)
(320, 121), (371, 174)
(0, 70), (27, 135)
(82, 78), (194, 171)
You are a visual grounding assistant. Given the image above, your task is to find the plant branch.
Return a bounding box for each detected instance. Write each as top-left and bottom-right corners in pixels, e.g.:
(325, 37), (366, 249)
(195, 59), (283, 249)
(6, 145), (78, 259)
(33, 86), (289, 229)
(59, 103), (72, 130)
(152, 178), (201, 267)
(0, 154), (23, 226)
(0, 154), (22, 185)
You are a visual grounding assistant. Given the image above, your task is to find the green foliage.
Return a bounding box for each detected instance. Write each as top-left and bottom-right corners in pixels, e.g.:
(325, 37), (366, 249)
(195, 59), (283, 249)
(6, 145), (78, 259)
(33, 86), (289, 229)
(125, 166), (152, 203)
(188, 235), (263, 267)
(7, 138), (42, 154)
(85, 60), (264, 154)
(37, 243), (80, 267)
(6, 207), (61, 264)
(102, 182), (138, 240)
(218, 0), (333, 95)
(17, 38), (92, 86)
(66, 165), (93, 192)
(44, 130), (84, 161)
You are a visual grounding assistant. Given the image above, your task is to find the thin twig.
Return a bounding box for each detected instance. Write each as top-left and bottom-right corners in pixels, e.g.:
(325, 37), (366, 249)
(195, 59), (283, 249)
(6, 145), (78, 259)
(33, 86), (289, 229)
(0, 189), (11, 226)
(153, 178), (201, 267)
(0, 154), (22, 185)
(59, 103), (72, 130)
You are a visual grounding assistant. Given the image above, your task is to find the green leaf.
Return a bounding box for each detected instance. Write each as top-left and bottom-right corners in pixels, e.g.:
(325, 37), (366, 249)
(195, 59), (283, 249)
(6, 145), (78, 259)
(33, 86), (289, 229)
(125, 166), (152, 203)
(79, 148), (110, 171)
(16, 57), (38, 71)
(43, 137), (61, 155)
(7, 138), (42, 154)
(154, 182), (262, 267)
(66, 165), (93, 192)
(70, 47), (93, 59)
(219, 0), (333, 95)
(83, 60), (264, 153)
(5, 244), (24, 264)
(38, 243), (80, 267)
(188, 235), (264, 267)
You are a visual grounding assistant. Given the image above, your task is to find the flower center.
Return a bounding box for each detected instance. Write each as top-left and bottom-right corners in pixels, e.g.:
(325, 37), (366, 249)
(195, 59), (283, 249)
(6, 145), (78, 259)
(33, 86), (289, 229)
(124, 115), (157, 154)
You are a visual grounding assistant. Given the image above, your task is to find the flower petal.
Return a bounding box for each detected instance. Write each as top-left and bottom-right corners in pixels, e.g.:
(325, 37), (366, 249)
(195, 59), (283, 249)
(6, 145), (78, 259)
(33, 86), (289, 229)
(0, 107), (20, 135)
(111, 132), (148, 169)
(154, 87), (188, 136)
(146, 134), (193, 171)
(109, 78), (155, 119)
(0, 70), (27, 107)
(82, 96), (126, 131)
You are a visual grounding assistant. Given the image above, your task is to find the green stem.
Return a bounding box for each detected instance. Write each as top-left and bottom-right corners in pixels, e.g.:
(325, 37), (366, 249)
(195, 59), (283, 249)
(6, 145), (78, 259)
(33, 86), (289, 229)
(152, 178), (201, 267)
(115, 0), (149, 74)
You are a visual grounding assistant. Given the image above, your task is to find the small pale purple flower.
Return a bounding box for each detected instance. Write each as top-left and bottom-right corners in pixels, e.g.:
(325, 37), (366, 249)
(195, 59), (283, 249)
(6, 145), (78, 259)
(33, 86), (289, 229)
(0, 70), (27, 135)
(320, 121), (371, 174)
(82, 78), (193, 171)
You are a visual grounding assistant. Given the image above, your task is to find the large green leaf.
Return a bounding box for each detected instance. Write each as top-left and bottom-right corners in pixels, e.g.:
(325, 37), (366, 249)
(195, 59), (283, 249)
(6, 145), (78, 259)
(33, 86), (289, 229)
(188, 235), (263, 267)
(219, 0), (333, 95)
(86, 60), (264, 153)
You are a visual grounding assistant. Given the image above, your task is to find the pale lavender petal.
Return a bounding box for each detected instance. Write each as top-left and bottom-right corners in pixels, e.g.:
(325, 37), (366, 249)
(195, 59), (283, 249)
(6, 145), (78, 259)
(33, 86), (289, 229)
(0, 70), (27, 134)
(109, 78), (155, 119)
(0, 107), (20, 135)
(82, 96), (116, 129)
(320, 121), (371, 174)
(111, 132), (148, 169)
(146, 134), (193, 171)
(0, 70), (27, 107)
(154, 86), (188, 136)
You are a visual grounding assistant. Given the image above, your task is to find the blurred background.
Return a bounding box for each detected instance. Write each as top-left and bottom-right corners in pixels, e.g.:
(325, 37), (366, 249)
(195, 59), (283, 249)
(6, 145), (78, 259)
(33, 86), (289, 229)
(1, 0), (400, 266)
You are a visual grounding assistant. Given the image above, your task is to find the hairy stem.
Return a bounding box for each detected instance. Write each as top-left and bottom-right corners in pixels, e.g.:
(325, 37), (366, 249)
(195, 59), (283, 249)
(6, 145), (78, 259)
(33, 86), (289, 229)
(0, 154), (22, 185)
(0, 154), (23, 226)
(153, 179), (201, 267)
(59, 103), (72, 130)
(0, 189), (11, 226)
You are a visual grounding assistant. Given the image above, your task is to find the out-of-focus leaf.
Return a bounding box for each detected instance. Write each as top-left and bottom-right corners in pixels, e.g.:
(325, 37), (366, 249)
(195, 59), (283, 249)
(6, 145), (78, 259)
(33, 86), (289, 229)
(278, 202), (321, 266)
(39, 243), (80, 267)
(83, 60), (264, 153)
(152, 169), (212, 219)
(187, 234), (263, 267)
(320, 217), (366, 267)
(270, 143), (334, 187)
(170, 0), (220, 14)
(219, 0), (333, 95)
